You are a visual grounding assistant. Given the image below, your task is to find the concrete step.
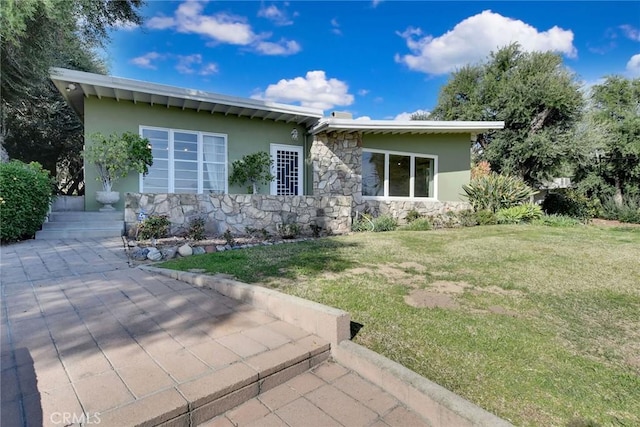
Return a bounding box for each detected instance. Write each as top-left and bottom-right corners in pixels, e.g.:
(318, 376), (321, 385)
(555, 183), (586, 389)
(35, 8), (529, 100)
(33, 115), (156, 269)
(35, 228), (124, 239)
(48, 211), (124, 222)
(97, 336), (330, 426)
(37, 210), (125, 239)
(40, 221), (124, 230)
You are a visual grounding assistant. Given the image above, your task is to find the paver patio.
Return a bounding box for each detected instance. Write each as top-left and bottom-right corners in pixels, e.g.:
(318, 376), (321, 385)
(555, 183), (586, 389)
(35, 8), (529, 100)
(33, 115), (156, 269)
(1, 238), (430, 426)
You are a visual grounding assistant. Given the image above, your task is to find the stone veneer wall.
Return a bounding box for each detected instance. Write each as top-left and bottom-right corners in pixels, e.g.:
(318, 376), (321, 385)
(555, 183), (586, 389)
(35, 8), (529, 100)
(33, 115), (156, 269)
(311, 131), (365, 212)
(364, 200), (472, 223)
(125, 193), (352, 236)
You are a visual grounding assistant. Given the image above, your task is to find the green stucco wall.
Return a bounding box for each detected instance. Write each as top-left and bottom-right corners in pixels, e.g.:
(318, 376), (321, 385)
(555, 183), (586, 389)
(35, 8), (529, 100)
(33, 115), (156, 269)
(362, 133), (471, 202)
(84, 97), (307, 211)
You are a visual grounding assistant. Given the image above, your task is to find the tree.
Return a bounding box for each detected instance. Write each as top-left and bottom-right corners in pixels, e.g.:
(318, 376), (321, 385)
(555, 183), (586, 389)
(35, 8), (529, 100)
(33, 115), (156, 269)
(0, 0), (144, 190)
(574, 76), (640, 206)
(429, 43), (584, 185)
(229, 152), (275, 194)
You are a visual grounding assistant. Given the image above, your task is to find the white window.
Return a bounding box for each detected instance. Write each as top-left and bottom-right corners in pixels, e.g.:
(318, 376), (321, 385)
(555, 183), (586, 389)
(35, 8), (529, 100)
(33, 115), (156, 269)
(140, 126), (227, 194)
(270, 144), (303, 196)
(362, 149), (437, 199)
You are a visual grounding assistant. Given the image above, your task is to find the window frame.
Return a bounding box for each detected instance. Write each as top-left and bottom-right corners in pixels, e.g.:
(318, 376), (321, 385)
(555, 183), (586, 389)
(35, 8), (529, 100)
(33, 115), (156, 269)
(139, 125), (228, 194)
(362, 148), (438, 201)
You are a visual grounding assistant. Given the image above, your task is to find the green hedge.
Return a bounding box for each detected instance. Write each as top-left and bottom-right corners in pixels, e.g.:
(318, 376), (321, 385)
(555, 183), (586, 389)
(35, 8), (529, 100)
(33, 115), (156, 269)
(0, 161), (54, 242)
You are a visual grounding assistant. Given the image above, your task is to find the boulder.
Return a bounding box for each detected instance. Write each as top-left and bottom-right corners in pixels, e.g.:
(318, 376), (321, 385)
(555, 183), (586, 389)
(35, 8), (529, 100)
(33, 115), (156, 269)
(161, 246), (178, 260)
(178, 244), (193, 257)
(131, 247), (149, 261)
(192, 246), (206, 255)
(147, 247), (162, 261)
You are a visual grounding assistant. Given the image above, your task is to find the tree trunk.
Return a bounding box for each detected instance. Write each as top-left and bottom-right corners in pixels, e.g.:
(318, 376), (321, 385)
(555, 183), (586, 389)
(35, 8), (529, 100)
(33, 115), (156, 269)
(614, 176), (623, 207)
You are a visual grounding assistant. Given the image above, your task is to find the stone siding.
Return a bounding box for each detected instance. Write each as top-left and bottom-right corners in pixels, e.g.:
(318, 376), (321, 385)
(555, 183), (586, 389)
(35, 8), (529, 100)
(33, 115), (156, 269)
(364, 200), (472, 223)
(125, 193), (352, 236)
(311, 131), (364, 212)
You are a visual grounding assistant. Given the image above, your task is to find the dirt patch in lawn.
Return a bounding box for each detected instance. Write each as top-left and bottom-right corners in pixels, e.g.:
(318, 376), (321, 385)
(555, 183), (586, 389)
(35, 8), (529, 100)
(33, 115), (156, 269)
(398, 262), (428, 273)
(405, 290), (460, 309)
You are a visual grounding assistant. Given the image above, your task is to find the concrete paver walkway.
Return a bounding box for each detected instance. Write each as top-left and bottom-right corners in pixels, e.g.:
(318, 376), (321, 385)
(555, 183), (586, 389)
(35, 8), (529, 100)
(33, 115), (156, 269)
(1, 238), (429, 426)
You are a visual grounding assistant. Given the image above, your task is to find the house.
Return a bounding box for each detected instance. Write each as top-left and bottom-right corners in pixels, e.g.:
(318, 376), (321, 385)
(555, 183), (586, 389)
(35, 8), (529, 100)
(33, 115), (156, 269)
(50, 68), (504, 235)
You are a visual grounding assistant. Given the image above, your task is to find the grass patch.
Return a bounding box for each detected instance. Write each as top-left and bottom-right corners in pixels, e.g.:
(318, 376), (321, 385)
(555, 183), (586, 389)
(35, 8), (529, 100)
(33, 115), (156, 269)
(158, 225), (640, 426)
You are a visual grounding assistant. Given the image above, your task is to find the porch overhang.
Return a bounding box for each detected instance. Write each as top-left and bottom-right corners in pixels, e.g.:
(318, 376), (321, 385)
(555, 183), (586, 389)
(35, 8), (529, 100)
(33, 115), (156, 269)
(50, 68), (324, 127)
(310, 118), (505, 135)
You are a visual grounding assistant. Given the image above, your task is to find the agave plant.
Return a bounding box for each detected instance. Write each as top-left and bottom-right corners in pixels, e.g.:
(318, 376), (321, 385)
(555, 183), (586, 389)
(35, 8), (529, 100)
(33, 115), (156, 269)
(462, 173), (538, 213)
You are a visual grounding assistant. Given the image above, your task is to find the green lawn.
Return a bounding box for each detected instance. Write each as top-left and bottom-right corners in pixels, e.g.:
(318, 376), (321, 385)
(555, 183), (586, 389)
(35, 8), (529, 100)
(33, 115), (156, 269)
(159, 225), (640, 427)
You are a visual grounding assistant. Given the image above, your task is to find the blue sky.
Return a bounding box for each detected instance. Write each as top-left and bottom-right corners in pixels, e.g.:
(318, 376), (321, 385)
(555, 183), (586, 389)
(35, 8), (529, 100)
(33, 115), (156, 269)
(106, 1), (640, 120)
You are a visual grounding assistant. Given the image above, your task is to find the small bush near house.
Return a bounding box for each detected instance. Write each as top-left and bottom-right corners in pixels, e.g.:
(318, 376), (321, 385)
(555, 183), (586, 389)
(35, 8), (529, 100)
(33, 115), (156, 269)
(475, 210), (498, 225)
(277, 223), (301, 239)
(400, 218), (432, 231)
(309, 223), (323, 238)
(463, 173), (537, 213)
(372, 215), (398, 232)
(470, 160), (492, 179)
(137, 215), (170, 240)
(187, 217), (206, 240)
(542, 191), (596, 220)
(600, 197), (640, 224)
(405, 209), (422, 223)
(352, 213), (374, 232)
(0, 161), (54, 242)
(496, 203), (543, 224)
(223, 229), (236, 246)
(457, 209), (479, 227)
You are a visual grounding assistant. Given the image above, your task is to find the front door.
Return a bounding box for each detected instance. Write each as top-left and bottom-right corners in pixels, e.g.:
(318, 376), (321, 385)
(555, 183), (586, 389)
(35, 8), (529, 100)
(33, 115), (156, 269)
(270, 144), (303, 196)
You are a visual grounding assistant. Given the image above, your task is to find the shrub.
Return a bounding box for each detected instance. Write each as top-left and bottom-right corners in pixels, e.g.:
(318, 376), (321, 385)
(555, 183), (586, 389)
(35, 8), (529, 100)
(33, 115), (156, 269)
(462, 173), (537, 213)
(496, 203), (543, 224)
(223, 229), (236, 246)
(372, 215), (398, 232)
(277, 223), (300, 239)
(542, 191), (596, 220)
(405, 209), (422, 223)
(457, 209), (479, 227)
(187, 217), (206, 240)
(475, 210), (498, 225)
(137, 215), (170, 240)
(600, 197), (640, 224)
(531, 214), (582, 227)
(352, 213), (374, 232)
(471, 160), (491, 179)
(0, 161), (54, 242)
(309, 223), (323, 238)
(400, 218), (432, 231)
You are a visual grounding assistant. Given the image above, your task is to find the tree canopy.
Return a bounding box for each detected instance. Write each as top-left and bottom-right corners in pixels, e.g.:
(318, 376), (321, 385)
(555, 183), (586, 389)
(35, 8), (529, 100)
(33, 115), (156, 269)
(428, 43), (584, 185)
(574, 76), (640, 205)
(0, 0), (144, 193)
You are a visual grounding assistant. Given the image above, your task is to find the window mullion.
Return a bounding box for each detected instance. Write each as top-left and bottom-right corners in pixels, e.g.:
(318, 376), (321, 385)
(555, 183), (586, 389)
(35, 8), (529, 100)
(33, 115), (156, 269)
(197, 133), (203, 193)
(168, 130), (175, 193)
(410, 155), (415, 198)
(384, 153), (390, 197)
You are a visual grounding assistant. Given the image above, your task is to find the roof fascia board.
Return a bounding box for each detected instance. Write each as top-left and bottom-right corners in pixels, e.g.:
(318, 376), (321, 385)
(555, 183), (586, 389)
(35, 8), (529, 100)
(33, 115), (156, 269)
(310, 118), (505, 135)
(50, 68), (324, 119)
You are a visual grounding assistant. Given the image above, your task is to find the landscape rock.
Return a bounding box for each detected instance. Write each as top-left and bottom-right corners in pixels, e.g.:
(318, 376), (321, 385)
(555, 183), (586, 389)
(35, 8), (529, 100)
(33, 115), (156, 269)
(147, 247), (162, 261)
(192, 246), (206, 255)
(131, 247), (149, 261)
(161, 247), (178, 260)
(178, 244), (193, 257)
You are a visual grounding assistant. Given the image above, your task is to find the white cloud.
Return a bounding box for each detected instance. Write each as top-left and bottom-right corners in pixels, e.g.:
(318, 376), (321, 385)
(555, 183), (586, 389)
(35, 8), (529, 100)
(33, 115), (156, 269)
(620, 25), (640, 42)
(396, 10), (577, 75)
(355, 116), (371, 121)
(626, 54), (640, 77)
(358, 89), (370, 96)
(147, 16), (175, 30)
(394, 110), (430, 121)
(372, 0), (383, 8)
(112, 19), (139, 31)
(175, 54), (219, 75)
(147, 0), (300, 56)
(258, 4), (293, 26)
(331, 18), (342, 36)
(130, 52), (164, 69)
(255, 39), (301, 56)
(252, 70), (354, 110)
